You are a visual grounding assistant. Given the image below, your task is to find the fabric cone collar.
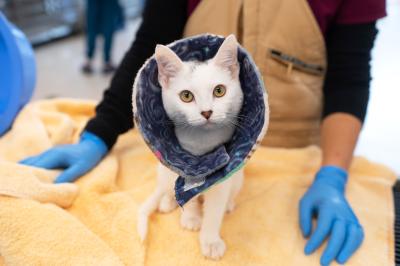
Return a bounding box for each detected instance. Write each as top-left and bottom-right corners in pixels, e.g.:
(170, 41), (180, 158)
(133, 34), (269, 206)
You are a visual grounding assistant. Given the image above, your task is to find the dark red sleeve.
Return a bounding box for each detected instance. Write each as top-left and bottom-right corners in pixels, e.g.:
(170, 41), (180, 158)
(307, 0), (386, 35)
(187, 0), (202, 16)
(336, 0), (386, 24)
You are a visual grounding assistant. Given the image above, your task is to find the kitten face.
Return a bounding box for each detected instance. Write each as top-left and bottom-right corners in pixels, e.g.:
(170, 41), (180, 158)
(155, 35), (243, 130)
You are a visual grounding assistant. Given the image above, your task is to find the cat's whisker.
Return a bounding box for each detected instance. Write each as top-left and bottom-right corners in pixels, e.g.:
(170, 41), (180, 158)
(222, 116), (250, 126)
(225, 112), (249, 117)
(162, 121), (187, 127)
(225, 114), (251, 120)
(223, 115), (248, 121)
(227, 121), (248, 133)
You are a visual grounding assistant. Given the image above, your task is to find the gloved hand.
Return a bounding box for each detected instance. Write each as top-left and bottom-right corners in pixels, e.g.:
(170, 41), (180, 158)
(299, 166), (364, 266)
(20, 131), (108, 183)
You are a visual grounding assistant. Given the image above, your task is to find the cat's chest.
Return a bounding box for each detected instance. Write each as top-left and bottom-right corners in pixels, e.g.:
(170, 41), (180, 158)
(175, 126), (234, 156)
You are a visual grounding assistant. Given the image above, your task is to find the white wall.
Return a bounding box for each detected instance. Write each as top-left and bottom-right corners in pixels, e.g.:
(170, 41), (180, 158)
(355, 0), (400, 174)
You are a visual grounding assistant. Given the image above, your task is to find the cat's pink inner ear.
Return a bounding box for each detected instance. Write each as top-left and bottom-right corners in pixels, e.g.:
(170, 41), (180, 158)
(155, 45), (183, 88)
(213, 35), (239, 78)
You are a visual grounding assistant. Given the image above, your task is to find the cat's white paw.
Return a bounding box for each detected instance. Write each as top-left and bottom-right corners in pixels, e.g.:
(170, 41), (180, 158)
(158, 194), (178, 213)
(180, 212), (202, 231)
(200, 235), (226, 260)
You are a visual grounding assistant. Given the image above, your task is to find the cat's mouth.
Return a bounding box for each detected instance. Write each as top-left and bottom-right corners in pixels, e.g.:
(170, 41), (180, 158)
(202, 120), (214, 128)
(183, 119), (218, 129)
(173, 116), (231, 130)
(197, 119), (229, 130)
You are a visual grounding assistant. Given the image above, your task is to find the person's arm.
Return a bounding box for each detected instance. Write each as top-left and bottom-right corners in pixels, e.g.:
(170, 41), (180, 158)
(321, 21), (378, 169)
(20, 0), (188, 183)
(321, 114), (361, 170)
(300, 22), (378, 266)
(85, 0), (189, 149)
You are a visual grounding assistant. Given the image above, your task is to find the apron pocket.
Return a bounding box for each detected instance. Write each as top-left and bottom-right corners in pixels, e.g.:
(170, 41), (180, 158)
(269, 49), (324, 76)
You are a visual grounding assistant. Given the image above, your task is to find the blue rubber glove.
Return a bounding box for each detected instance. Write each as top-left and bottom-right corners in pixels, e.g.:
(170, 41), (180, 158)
(299, 166), (364, 266)
(20, 131), (108, 183)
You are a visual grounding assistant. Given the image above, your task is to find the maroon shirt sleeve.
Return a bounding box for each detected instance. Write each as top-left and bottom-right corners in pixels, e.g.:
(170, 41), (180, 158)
(336, 0), (386, 24)
(307, 0), (386, 34)
(187, 0), (201, 15)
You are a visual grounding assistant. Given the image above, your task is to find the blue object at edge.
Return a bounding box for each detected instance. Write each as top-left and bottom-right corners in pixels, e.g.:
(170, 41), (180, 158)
(0, 11), (36, 136)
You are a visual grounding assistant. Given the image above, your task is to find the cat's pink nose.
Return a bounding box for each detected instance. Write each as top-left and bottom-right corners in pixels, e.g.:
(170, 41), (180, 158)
(201, 110), (213, 120)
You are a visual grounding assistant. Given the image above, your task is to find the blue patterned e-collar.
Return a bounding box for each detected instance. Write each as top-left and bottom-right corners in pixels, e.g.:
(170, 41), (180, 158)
(134, 35), (266, 206)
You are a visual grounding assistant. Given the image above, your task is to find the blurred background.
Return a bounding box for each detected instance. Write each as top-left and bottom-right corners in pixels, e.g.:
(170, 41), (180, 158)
(0, 0), (399, 173)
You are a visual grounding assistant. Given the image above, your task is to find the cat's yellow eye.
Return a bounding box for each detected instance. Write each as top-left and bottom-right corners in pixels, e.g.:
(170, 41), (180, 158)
(213, 85), (226, 98)
(179, 90), (194, 103)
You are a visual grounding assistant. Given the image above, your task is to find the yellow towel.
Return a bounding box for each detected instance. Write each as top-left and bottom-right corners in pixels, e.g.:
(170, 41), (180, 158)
(0, 99), (396, 265)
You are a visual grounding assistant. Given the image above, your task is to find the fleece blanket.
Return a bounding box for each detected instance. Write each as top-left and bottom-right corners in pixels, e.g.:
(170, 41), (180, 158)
(0, 98), (396, 266)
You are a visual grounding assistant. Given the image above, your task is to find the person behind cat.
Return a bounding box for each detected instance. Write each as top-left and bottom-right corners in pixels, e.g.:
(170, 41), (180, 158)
(81, 0), (124, 74)
(21, 0), (384, 265)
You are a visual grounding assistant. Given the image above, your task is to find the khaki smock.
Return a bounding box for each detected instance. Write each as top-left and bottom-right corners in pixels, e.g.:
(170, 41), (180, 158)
(184, 0), (327, 148)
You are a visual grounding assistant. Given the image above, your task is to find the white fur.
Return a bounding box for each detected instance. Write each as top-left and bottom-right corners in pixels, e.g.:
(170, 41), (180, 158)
(138, 35), (244, 260)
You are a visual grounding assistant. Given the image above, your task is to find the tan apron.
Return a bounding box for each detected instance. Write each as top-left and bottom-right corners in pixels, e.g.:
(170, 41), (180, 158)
(184, 0), (327, 148)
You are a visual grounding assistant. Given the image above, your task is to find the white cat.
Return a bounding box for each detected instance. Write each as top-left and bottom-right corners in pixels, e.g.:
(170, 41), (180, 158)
(137, 35), (244, 260)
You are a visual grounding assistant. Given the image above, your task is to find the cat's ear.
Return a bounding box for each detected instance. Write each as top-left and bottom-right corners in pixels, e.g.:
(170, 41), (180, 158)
(213, 34), (239, 78)
(155, 45), (183, 88)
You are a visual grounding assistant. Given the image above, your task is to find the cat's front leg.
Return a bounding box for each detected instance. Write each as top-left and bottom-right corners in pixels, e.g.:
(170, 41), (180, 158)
(158, 192), (178, 213)
(200, 180), (231, 260)
(156, 163), (178, 213)
(137, 163), (177, 241)
(226, 169), (244, 213)
(180, 196), (202, 231)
